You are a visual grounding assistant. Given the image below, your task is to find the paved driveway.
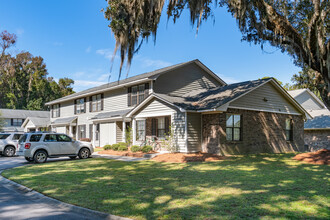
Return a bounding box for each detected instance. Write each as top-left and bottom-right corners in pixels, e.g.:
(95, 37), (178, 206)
(0, 156), (102, 220)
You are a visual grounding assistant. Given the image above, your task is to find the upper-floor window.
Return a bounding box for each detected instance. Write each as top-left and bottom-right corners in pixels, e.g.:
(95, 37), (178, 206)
(75, 98), (85, 114)
(90, 94), (103, 112)
(52, 104), (60, 118)
(11, 118), (24, 126)
(285, 118), (293, 141)
(128, 83), (149, 106)
(226, 114), (241, 141)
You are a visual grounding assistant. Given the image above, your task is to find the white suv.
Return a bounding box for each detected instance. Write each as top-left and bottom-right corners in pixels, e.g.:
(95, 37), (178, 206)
(0, 132), (24, 157)
(17, 132), (94, 163)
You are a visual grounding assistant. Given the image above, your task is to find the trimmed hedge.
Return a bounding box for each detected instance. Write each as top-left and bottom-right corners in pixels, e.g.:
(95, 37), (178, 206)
(118, 145), (128, 151)
(104, 145), (111, 150)
(111, 144), (120, 151)
(131, 145), (141, 152)
(141, 145), (153, 153)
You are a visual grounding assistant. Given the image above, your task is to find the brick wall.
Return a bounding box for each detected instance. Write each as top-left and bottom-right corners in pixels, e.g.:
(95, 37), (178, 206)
(202, 108), (304, 155)
(304, 130), (330, 151)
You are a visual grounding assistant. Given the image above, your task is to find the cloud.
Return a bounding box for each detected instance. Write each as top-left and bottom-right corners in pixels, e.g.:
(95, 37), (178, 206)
(97, 73), (111, 82)
(73, 80), (105, 92)
(96, 48), (119, 60)
(73, 71), (85, 78)
(217, 74), (239, 84)
(138, 57), (172, 69)
(16, 28), (24, 36)
(86, 46), (91, 53)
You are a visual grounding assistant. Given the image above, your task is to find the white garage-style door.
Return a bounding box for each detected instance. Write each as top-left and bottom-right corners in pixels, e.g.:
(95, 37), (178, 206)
(99, 122), (116, 147)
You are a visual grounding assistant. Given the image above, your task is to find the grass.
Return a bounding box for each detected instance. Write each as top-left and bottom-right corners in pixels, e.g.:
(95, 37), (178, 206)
(2, 154), (329, 220)
(93, 147), (104, 152)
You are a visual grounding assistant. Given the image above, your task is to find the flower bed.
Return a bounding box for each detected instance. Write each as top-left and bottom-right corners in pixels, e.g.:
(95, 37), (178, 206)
(293, 149), (329, 165)
(151, 152), (228, 163)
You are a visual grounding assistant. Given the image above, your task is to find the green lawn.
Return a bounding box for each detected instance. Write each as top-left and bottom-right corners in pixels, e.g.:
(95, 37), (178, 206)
(2, 154), (329, 219)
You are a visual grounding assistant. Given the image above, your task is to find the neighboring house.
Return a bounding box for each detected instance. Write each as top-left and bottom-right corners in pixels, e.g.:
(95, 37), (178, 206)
(21, 116), (51, 132)
(288, 89), (330, 150)
(46, 59), (310, 154)
(0, 109), (49, 132)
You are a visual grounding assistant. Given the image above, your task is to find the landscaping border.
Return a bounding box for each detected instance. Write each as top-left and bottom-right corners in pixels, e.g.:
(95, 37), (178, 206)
(0, 170), (131, 220)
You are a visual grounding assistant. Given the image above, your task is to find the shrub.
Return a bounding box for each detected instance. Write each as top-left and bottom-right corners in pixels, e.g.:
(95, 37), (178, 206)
(118, 145), (128, 151)
(118, 142), (127, 147)
(131, 145), (141, 152)
(111, 144), (120, 151)
(103, 145), (111, 150)
(141, 145), (153, 153)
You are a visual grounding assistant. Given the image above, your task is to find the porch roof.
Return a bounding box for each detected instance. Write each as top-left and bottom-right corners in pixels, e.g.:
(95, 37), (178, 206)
(51, 116), (77, 126)
(91, 109), (132, 120)
(22, 117), (50, 128)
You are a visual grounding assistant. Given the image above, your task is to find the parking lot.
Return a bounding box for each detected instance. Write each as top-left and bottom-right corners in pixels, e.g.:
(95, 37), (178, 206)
(0, 155), (101, 220)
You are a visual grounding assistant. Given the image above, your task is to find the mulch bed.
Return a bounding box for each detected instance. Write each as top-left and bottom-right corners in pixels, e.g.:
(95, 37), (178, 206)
(98, 150), (157, 158)
(293, 149), (329, 165)
(151, 152), (228, 163)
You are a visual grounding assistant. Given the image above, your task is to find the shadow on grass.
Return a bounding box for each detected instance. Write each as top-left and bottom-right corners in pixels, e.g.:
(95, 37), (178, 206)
(2, 154), (329, 220)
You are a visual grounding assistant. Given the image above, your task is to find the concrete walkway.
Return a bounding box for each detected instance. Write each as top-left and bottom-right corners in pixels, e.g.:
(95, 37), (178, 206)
(92, 152), (162, 161)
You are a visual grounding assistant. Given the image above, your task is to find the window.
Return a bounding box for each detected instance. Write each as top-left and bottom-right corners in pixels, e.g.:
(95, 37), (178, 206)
(285, 119), (293, 141)
(0, 134), (10, 140)
(19, 134), (27, 144)
(75, 98), (85, 114)
(151, 116), (170, 139)
(128, 83), (149, 106)
(53, 104), (60, 118)
(226, 114), (241, 141)
(29, 134), (42, 142)
(136, 120), (145, 141)
(57, 134), (72, 142)
(12, 134), (23, 140)
(157, 117), (166, 138)
(44, 134), (57, 142)
(90, 94), (102, 112)
(11, 119), (24, 126)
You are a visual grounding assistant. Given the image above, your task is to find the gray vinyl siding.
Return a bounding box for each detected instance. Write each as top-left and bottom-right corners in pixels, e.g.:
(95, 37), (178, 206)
(116, 121), (123, 143)
(294, 91), (324, 110)
(229, 82), (301, 114)
(187, 112), (202, 152)
(153, 62), (221, 96)
(134, 98), (187, 152)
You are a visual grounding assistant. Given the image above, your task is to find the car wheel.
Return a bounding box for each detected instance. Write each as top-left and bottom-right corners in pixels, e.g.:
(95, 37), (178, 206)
(25, 157), (34, 162)
(78, 148), (90, 159)
(3, 146), (15, 157)
(34, 150), (48, 163)
(69, 156), (77, 159)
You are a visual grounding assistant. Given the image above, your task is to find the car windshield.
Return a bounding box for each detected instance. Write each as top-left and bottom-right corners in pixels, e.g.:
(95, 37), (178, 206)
(19, 134), (27, 144)
(0, 134), (10, 140)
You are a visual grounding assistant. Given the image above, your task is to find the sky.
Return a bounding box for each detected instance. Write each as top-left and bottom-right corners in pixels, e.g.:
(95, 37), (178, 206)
(0, 0), (302, 92)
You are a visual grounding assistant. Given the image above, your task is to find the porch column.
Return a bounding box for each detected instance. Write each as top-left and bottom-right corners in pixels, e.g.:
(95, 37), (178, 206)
(69, 125), (73, 137)
(122, 121), (126, 143)
(92, 124), (96, 148)
(132, 118), (136, 145)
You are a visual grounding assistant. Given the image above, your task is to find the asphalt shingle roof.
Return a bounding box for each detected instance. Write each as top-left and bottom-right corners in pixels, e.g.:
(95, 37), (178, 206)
(92, 109), (132, 120)
(46, 60), (198, 105)
(155, 78), (271, 111)
(26, 117), (50, 127)
(0, 109), (49, 119)
(51, 116), (77, 125)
